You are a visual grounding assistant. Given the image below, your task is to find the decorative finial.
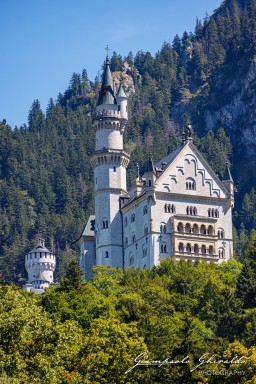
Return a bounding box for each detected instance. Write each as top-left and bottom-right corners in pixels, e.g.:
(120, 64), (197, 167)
(182, 130), (186, 146)
(186, 122), (192, 137)
(136, 163), (140, 178)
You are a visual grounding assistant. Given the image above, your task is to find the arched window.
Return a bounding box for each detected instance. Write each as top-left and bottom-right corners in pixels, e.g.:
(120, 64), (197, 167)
(186, 243), (192, 253)
(113, 166), (116, 172)
(142, 245), (147, 257)
(129, 252), (134, 265)
(102, 219), (108, 229)
(186, 206), (189, 215)
(209, 245), (214, 255)
(160, 243), (167, 253)
(208, 208), (211, 217)
(160, 223), (167, 233)
(218, 229), (225, 239)
(208, 225), (214, 235)
(178, 243), (184, 252)
(189, 206), (193, 215)
(215, 209), (219, 218)
(124, 217), (128, 227)
(186, 178), (196, 190)
(168, 204), (171, 213)
(194, 244), (199, 254)
(143, 205), (148, 215)
(125, 237), (128, 247)
(193, 207), (197, 216)
(131, 213), (135, 223)
(172, 204), (176, 213)
(218, 248), (225, 258)
(164, 203), (167, 213)
(132, 233), (136, 243)
(192, 224), (199, 234)
(201, 245), (206, 254)
(200, 225), (206, 235)
(177, 222), (183, 232)
(185, 223), (191, 233)
(144, 225), (149, 236)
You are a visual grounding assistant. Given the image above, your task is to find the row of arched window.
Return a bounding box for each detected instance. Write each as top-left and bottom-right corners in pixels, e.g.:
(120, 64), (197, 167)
(164, 204), (176, 213)
(177, 223), (215, 235)
(26, 253), (54, 260)
(186, 179), (196, 190)
(178, 243), (215, 255)
(125, 226), (149, 248)
(186, 206), (197, 216)
(208, 208), (219, 218)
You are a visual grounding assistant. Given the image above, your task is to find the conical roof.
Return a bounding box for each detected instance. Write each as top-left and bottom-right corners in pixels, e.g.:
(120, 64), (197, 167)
(223, 162), (233, 182)
(116, 83), (127, 98)
(29, 238), (51, 254)
(97, 56), (116, 105)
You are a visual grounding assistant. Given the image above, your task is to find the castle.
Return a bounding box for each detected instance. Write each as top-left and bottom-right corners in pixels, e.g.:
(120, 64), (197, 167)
(79, 55), (234, 279)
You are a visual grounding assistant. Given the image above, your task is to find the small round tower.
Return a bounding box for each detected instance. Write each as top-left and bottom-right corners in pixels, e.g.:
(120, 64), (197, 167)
(24, 238), (56, 293)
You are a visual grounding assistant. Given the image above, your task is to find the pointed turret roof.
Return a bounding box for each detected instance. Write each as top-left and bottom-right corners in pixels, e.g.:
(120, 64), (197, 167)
(116, 83), (127, 98)
(223, 162), (233, 182)
(145, 152), (156, 173)
(97, 56), (116, 105)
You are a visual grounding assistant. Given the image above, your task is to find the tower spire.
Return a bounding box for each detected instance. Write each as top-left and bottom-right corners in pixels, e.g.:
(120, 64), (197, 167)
(97, 48), (115, 105)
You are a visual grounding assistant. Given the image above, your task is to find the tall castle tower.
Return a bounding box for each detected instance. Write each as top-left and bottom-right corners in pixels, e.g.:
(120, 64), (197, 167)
(90, 55), (130, 268)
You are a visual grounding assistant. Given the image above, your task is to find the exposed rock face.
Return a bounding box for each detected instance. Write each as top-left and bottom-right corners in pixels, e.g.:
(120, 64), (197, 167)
(203, 57), (256, 156)
(113, 61), (139, 97)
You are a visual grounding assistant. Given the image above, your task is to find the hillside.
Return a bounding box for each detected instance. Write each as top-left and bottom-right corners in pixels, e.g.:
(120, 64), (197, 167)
(0, 0), (256, 284)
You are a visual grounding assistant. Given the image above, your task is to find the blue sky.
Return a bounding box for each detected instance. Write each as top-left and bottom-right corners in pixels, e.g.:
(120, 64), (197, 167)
(1, 0), (222, 128)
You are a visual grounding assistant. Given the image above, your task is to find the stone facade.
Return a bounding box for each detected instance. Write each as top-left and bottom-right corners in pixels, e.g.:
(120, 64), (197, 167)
(23, 238), (56, 294)
(79, 57), (234, 279)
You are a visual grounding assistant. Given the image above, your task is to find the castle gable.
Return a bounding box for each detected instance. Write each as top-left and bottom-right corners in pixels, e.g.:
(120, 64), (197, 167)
(155, 142), (227, 199)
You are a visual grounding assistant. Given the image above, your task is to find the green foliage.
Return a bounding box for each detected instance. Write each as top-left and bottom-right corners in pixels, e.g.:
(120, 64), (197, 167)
(2, 252), (256, 382)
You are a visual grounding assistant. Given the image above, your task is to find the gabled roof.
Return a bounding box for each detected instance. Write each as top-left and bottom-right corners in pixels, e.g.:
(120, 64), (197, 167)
(154, 145), (183, 170)
(155, 141), (229, 196)
(82, 215), (95, 237)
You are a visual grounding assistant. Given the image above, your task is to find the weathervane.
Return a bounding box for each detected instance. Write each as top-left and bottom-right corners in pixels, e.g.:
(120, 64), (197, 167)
(105, 45), (110, 57)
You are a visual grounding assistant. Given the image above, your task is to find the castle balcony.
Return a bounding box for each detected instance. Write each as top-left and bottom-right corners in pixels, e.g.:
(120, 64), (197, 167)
(173, 250), (220, 263)
(170, 214), (220, 262)
(94, 109), (121, 120)
(90, 148), (130, 169)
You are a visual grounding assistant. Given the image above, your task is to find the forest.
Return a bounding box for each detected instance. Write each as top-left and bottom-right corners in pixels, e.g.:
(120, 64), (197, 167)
(0, 0), (255, 284)
(0, 233), (256, 383)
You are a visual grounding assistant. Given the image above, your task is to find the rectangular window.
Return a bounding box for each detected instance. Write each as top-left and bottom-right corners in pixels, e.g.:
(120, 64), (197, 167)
(105, 251), (109, 258)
